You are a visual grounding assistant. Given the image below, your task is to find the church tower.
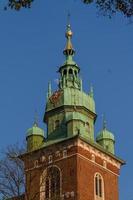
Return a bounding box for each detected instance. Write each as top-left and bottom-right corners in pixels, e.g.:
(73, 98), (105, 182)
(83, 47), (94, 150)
(21, 23), (125, 200)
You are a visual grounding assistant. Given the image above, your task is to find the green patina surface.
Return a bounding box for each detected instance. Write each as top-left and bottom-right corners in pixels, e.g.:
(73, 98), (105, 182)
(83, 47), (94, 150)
(26, 23), (115, 156)
(46, 88), (95, 113)
(24, 134), (124, 166)
(27, 122), (44, 137)
(96, 127), (115, 154)
(26, 122), (44, 152)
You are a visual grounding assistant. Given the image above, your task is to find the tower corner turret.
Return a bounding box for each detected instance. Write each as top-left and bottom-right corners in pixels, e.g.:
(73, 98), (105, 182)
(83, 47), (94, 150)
(96, 119), (115, 154)
(26, 122), (45, 152)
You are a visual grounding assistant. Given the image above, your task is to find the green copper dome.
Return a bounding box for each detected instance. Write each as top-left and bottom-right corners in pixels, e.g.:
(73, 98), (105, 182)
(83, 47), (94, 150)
(96, 120), (115, 154)
(26, 122), (45, 152)
(96, 129), (115, 141)
(26, 122), (44, 138)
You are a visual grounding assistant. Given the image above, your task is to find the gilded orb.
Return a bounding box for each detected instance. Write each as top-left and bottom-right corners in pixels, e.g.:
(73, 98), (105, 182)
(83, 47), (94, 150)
(66, 30), (73, 37)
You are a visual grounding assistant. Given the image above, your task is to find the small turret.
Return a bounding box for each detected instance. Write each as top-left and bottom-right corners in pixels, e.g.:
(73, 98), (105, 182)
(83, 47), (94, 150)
(96, 118), (115, 154)
(26, 121), (44, 152)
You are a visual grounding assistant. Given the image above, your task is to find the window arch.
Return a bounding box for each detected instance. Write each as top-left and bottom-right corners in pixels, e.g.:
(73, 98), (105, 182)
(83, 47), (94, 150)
(74, 70), (77, 77)
(94, 173), (104, 200)
(69, 68), (73, 75)
(45, 166), (61, 199)
(63, 69), (67, 75)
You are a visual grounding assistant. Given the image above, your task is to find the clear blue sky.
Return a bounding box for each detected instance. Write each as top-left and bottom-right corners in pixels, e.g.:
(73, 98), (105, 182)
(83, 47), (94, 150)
(0, 0), (132, 199)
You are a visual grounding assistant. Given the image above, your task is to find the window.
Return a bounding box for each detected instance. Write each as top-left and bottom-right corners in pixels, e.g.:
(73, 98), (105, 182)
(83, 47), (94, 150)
(55, 120), (60, 129)
(74, 70), (77, 77)
(75, 127), (80, 135)
(63, 69), (67, 75)
(105, 145), (109, 151)
(95, 173), (104, 199)
(69, 68), (73, 74)
(86, 122), (90, 133)
(45, 167), (61, 199)
(45, 178), (50, 199)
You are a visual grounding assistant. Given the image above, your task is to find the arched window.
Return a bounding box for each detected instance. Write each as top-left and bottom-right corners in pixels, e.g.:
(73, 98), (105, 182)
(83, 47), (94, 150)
(45, 166), (61, 199)
(74, 70), (77, 76)
(63, 69), (67, 75)
(94, 173), (104, 200)
(45, 178), (50, 199)
(69, 68), (73, 75)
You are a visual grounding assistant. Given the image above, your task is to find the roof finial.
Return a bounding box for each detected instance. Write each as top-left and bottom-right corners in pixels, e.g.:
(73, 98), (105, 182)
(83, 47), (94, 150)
(48, 81), (52, 97)
(67, 12), (71, 26)
(63, 14), (75, 56)
(90, 84), (94, 98)
(102, 114), (107, 130)
(34, 110), (38, 127)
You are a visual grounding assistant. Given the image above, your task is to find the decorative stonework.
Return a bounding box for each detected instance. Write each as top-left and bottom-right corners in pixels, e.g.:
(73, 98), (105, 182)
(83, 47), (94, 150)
(25, 137), (121, 176)
(55, 150), (61, 157)
(48, 155), (53, 164)
(63, 150), (67, 158)
(41, 155), (46, 162)
(103, 160), (107, 168)
(77, 139), (121, 169)
(91, 154), (95, 162)
(34, 160), (39, 168)
(62, 191), (75, 199)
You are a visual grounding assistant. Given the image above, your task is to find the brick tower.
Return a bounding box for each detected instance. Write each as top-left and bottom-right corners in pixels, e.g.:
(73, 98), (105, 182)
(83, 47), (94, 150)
(21, 23), (125, 200)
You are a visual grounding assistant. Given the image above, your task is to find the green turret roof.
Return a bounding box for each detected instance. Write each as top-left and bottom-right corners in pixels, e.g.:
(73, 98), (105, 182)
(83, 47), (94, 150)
(96, 119), (115, 142)
(45, 88), (96, 114)
(96, 128), (115, 141)
(26, 122), (44, 138)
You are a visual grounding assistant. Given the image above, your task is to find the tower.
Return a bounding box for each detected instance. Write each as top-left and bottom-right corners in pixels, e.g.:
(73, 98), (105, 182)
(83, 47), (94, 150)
(21, 23), (125, 200)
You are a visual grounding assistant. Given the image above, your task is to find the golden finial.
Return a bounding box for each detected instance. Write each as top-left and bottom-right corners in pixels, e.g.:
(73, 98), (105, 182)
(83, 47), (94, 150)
(63, 13), (75, 56)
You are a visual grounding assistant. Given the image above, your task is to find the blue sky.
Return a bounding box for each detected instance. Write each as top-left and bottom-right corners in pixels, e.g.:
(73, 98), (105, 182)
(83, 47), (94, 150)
(0, 0), (133, 199)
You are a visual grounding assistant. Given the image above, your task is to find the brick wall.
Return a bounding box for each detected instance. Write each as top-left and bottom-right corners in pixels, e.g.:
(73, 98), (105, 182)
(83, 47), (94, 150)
(22, 137), (122, 200)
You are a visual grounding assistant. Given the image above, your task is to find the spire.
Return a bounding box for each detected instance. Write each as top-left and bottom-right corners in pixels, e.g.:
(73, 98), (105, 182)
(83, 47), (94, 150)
(102, 114), (107, 130)
(63, 16), (75, 57)
(48, 82), (52, 97)
(33, 110), (39, 127)
(90, 85), (94, 98)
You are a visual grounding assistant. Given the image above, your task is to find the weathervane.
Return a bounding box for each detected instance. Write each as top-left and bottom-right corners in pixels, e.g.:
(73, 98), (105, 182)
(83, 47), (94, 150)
(67, 12), (71, 25)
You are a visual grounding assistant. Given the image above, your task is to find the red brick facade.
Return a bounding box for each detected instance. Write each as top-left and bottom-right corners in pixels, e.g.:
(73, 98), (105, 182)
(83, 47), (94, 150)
(22, 136), (123, 200)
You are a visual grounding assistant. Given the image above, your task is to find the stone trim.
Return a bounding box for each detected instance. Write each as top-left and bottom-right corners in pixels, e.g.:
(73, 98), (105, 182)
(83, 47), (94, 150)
(77, 153), (119, 177)
(77, 140), (121, 169)
(94, 173), (105, 200)
(25, 152), (119, 177)
(40, 165), (62, 200)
